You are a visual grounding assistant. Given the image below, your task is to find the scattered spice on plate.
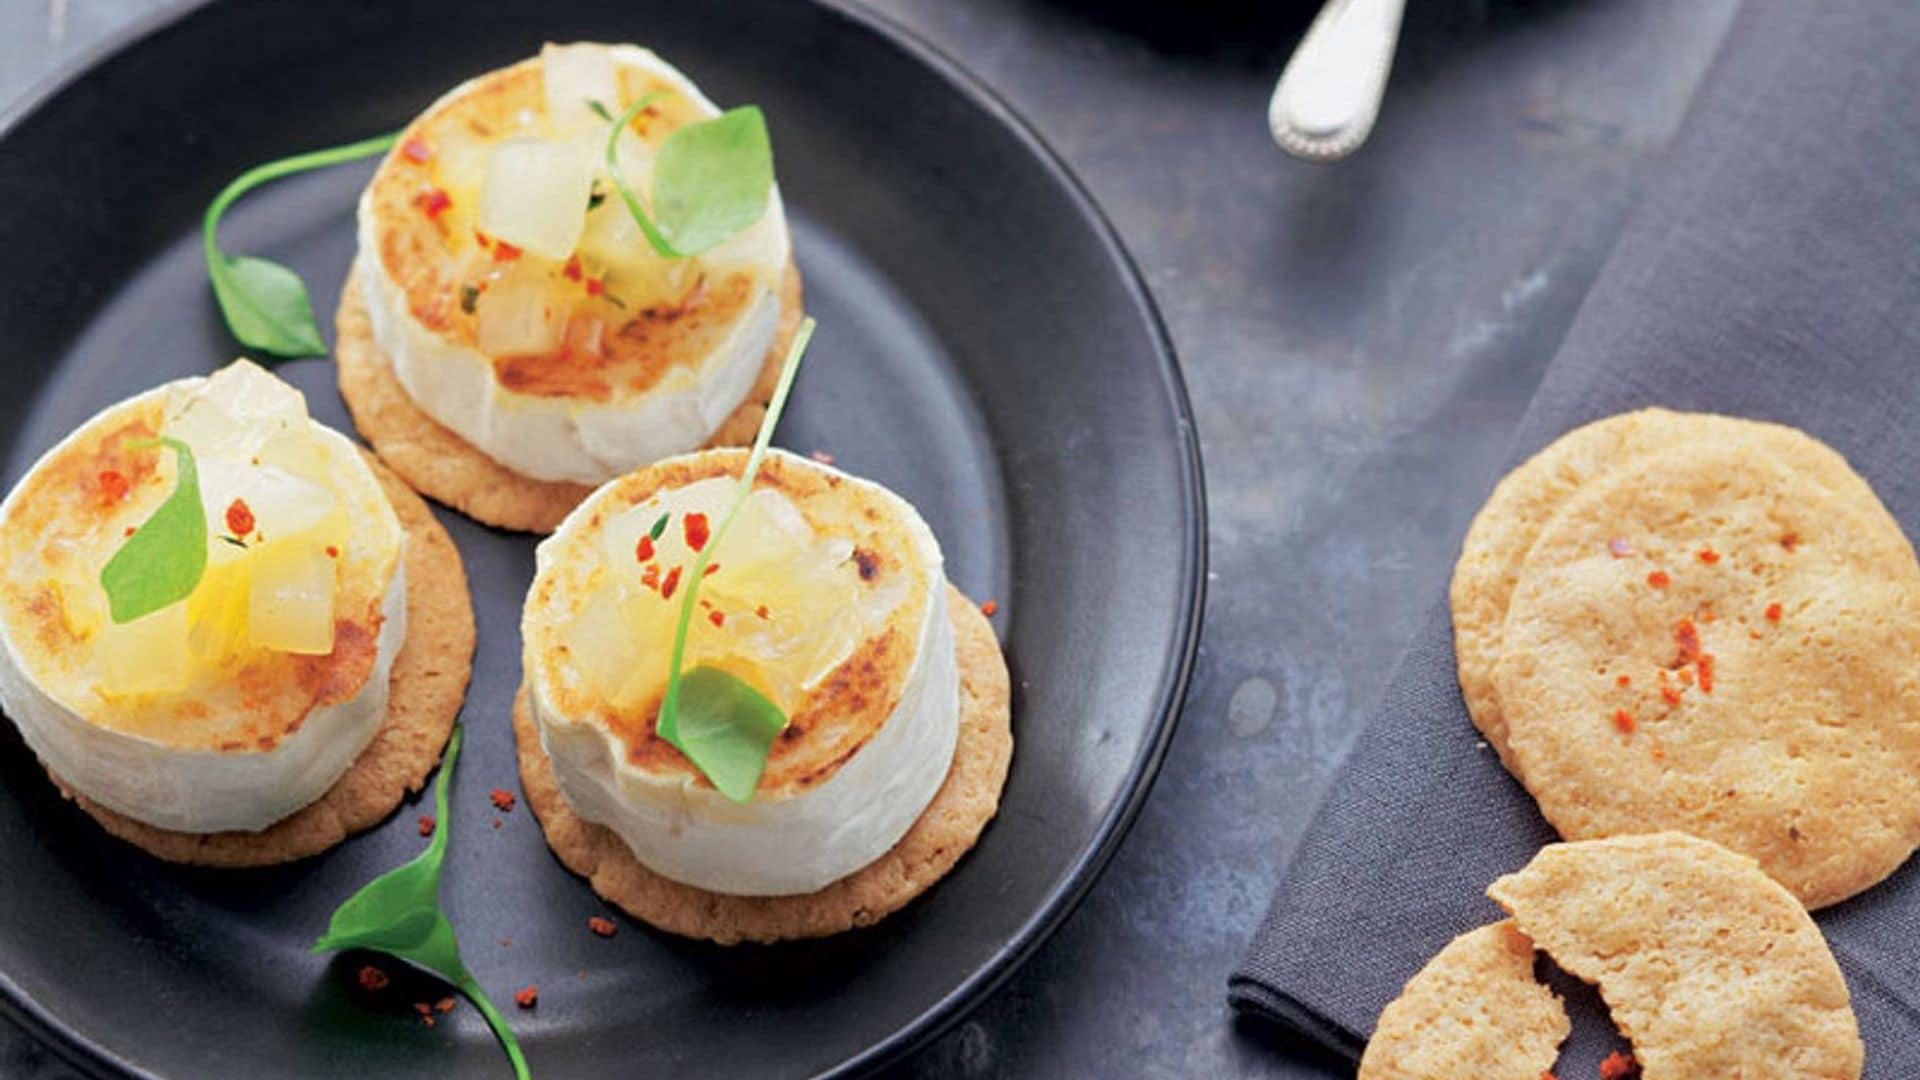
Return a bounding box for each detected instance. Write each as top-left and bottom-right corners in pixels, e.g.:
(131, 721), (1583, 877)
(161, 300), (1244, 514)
(980, 599), (998, 616)
(356, 965), (389, 992)
(588, 916), (617, 938)
(1599, 1049), (1640, 1080)
(490, 789), (517, 812)
(417, 815), (436, 837)
(514, 985), (539, 1009)
(435, 997), (455, 1014)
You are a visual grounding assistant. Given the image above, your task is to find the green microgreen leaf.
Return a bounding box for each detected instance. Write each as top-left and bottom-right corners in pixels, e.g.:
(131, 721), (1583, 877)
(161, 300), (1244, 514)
(313, 728), (529, 1080)
(667, 668), (787, 802)
(100, 437), (207, 624)
(203, 132), (398, 358)
(586, 99), (614, 123)
(605, 96), (774, 259)
(655, 317), (816, 802)
(649, 512), (669, 541)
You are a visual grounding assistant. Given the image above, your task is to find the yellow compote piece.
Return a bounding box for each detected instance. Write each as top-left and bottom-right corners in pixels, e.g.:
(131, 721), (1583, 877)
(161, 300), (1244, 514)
(564, 477), (862, 714)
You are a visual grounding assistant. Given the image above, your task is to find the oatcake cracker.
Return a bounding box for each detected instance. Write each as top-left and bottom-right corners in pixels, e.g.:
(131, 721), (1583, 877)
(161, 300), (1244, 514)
(515, 585), (1011, 945)
(1358, 920), (1567, 1080)
(1490, 833), (1862, 1079)
(54, 454), (475, 866)
(337, 261), (804, 534)
(1493, 438), (1920, 907)
(1451, 409), (1868, 772)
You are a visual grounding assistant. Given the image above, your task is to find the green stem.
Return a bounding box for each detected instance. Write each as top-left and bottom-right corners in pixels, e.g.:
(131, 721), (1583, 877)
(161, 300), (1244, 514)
(657, 317), (815, 742)
(604, 92), (680, 258)
(459, 974), (531, 1080)
(202, 131), (399, 268)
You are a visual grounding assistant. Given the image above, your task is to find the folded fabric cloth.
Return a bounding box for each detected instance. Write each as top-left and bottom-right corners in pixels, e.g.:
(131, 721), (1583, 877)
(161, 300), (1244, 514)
(1230, 0), (1920, 1071)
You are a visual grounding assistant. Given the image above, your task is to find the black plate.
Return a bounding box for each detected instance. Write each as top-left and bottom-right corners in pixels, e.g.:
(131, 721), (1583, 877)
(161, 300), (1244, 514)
(0, 1), (1203, 1075)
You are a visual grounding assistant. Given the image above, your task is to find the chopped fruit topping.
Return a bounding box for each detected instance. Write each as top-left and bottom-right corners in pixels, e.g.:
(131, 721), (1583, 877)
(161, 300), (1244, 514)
(563, 254), (583, 282)
(1646, 570), (1670, 588)
(1613, 709), (1636, 734)
(635, 534), (655, 562)
(588, 916), (617, 938)
(489, 789), (516, 812)
(585, 277), (606, 297)
(492, 241), (522, 262)
(709, 610), (726, 627)
(514, 986), (538, 1009)
(417, 815), (436, 836)
(357, 965), (389, 992)
(660, 565), (683, 600)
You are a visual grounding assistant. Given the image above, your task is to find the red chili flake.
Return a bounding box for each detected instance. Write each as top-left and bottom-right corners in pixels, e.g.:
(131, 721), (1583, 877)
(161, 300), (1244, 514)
(810, 450), (836, 465)
(660, 565), (683, 600)
(514, 985), (539, 1009)
(1781, 532), (1800, 551)
(1765, 602), (1783, 622)
(224, 498), (256, 537)
(1599, 1049), (1640, 1080)
(357, 965), (389, 992)
(683, 512), (711, 552)
(489, 789), (516, 812)
(401, 137), (434, 164)
(704, 562), (720, 577)
(434, 997), (455, 1014)
(709, 610), (726, 627)
(417, 815), (436, 837)
(413, 1002), (433, 1017)
(588, 916), (617, 938)
(1661, 686), (1683, 705)
(123, 526), (136, 538)
(1675, 618), (1702, 664)
(1613, 709), (1636, 734)
(756, 604), (770, 620)
(97, 469), (130, 505)
(585, 277), (606, 297)
(1607, 537), (1633, 558)
(1616, 674), (1631, 687)
(491, 818), (503, 830)
(1646, 570), (1670, 589)
(473, 228), (491, 248)
(325, 545), (340, 559)
(981, 599), (999, 616)
(1698, 654), (1715, 694)
(634, 534), (655, 563)
(493, 241), (522, 262)
(413, 187), (452, 220)
(563, 254), (583, 282)
(1697, 548), (1721, 565)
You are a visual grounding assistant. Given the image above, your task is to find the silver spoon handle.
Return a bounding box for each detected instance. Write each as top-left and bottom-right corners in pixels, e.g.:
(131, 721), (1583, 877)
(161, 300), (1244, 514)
(1268, 0), (1407, 162)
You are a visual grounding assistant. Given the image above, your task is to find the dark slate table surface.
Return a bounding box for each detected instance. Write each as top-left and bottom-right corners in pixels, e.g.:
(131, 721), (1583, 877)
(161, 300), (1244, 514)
(0, 0), (1738, 1076)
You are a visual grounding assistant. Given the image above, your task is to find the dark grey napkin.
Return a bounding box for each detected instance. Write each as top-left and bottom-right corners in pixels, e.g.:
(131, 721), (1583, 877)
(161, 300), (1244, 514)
(1231, 0), (1920, 1071)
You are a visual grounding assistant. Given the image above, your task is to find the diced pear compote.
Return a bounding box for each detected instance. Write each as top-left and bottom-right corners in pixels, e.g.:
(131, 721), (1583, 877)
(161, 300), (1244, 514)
(98, 362), (356, 695)
(564, 479), (861, 715)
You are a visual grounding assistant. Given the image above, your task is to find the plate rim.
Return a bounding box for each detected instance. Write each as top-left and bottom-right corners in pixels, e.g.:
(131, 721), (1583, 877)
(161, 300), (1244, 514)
(0, 1), (1209, 1076)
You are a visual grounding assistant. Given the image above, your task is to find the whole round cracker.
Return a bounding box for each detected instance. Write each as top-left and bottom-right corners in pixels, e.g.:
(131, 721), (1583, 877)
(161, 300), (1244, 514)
(50, 453), (475, 867)
(1358, 919), (1567, 1080)
(1494, 437), (1920, 908)
(1451, 410), (1869, 773)
(337, 260), (805, 534)
(515, 584), (1012, 945)
(1490, 833), (1862, 1079)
